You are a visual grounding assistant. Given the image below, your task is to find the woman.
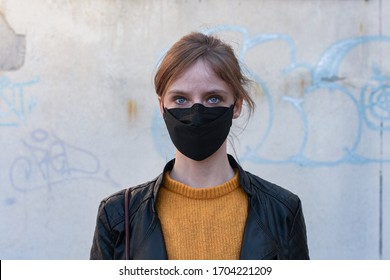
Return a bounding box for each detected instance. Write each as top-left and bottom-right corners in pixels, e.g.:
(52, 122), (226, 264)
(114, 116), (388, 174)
(90, 32), (309, 260)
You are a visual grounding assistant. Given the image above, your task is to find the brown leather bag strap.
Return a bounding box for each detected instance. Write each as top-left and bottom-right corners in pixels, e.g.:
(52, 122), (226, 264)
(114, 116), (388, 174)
(124, 188), (130, 260)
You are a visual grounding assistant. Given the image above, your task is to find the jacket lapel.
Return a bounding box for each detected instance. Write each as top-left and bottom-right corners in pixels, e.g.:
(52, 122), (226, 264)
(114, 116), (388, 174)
(132, 175), (168, 260)
(240, 203), (279, 259)
(229, 155), (279, 259)
(132, 216), (168, 260)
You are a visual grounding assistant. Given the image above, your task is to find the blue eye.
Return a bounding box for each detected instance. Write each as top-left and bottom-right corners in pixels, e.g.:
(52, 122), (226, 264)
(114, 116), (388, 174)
(175, 97), (187, 104)
(208, 96), (220, 104)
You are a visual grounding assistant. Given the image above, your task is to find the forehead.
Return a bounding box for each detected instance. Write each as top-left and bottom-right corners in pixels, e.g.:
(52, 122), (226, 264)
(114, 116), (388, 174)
(167, 59), (231, 93)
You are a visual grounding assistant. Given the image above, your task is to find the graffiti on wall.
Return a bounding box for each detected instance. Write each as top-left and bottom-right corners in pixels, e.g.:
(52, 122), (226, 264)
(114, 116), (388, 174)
(153, 25), (390, 167)
(0, 76), (39, 127)
(8, 129), (120, 194)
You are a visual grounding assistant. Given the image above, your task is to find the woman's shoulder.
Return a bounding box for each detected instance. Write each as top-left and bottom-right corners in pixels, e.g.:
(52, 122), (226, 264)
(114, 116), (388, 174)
(96, 175), (161, 227)
(244, 170), (302, 213)
(101, 177), (160, 208)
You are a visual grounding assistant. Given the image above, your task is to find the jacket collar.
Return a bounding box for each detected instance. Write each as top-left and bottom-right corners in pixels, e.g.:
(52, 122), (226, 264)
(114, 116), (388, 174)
(151, 158), (175, 211)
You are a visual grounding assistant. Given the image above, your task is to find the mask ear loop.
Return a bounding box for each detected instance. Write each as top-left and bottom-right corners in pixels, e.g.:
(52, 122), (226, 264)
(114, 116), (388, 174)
(231, 99), (238, 117)
(232, 93), (240, 109)
(160, 95), (167, 112)
(229, 98), (242, 161)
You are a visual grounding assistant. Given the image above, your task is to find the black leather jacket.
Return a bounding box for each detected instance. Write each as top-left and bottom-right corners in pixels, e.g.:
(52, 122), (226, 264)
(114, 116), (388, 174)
(90, 155), (309, 260)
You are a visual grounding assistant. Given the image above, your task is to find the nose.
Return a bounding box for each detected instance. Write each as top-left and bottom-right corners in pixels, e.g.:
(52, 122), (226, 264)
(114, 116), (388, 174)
(191, 97), (203, 106)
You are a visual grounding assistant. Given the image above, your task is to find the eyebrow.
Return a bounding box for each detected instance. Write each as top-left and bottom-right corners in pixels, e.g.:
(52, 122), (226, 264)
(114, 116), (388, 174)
(166, 89), (229, 96)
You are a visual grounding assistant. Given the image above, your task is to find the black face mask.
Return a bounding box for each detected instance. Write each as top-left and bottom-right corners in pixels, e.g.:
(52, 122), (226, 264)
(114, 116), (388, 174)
(163, 103), (234, 161)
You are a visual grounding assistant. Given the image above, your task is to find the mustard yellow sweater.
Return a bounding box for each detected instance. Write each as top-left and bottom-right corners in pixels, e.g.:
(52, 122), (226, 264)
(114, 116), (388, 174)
(156, 170), (248, 260)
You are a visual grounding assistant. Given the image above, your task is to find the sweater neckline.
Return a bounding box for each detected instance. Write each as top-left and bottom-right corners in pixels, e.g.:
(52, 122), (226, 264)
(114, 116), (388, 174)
(162, 169), (240, 200)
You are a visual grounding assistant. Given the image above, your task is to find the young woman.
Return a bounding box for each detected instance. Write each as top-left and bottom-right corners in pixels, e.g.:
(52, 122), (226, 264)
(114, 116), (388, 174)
(90, 32), (309, 260)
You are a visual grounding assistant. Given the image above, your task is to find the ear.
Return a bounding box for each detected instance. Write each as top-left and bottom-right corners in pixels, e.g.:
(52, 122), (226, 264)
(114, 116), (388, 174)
(158, 96), (164, 115)
(233, 98), (243, 119)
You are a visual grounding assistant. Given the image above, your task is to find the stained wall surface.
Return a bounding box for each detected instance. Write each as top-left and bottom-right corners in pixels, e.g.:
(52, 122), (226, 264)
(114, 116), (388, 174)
(0, 0), (389, 259)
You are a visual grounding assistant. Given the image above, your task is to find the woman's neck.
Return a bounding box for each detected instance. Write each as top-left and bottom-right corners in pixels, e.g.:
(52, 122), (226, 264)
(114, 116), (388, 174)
(170, 145), (235, 188)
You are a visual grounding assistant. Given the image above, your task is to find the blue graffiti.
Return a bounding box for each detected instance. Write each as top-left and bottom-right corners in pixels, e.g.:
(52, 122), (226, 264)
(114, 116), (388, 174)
(9, 129), (120, 192)
(0, 76), (39, 127)
(152, 25), (390, 167)
(360, 71), (390, 131)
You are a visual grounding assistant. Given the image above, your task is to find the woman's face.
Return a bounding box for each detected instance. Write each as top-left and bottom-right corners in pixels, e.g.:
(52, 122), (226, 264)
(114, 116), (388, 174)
(159, 59), (242, 118)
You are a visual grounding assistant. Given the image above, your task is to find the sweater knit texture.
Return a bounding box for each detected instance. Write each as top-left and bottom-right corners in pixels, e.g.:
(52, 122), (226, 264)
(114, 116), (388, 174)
(156, 169), (248, 259)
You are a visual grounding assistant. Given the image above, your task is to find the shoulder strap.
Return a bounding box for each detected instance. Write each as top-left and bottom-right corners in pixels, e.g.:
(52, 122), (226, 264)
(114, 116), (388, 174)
(124, 188), (130, 260)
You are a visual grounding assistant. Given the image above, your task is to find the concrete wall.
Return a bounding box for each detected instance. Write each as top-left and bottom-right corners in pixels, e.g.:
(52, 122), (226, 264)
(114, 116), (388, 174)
(0, 0), (389, 259)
